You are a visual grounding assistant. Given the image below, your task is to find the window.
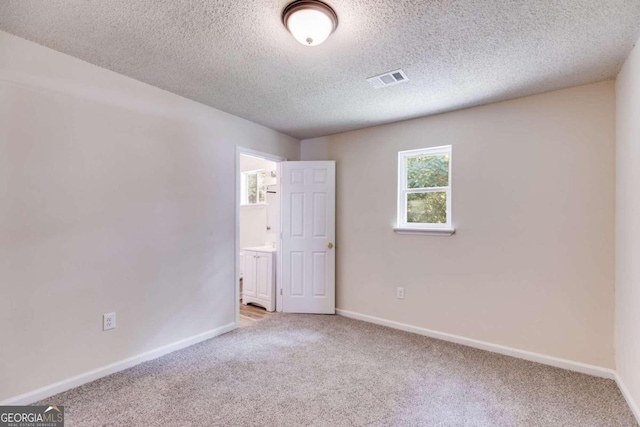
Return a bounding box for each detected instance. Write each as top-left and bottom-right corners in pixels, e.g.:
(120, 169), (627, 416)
(241, 170), (266, 205)
(396, 145), (453, 234)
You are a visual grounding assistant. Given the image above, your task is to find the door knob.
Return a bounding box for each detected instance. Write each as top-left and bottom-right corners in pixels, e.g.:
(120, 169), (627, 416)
(328, 242), (334, 249)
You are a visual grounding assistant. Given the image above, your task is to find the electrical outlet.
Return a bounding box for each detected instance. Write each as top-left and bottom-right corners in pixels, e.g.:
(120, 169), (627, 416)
(103, 312), (116, 331)
(396, 287), (405, 299)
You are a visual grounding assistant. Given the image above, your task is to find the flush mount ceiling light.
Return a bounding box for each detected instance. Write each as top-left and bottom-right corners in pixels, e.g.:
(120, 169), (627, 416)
(282, 0), (338, 47)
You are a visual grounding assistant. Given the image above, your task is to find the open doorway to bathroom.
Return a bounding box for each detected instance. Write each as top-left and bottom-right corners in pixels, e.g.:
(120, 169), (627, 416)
(236, 149), (284, 327)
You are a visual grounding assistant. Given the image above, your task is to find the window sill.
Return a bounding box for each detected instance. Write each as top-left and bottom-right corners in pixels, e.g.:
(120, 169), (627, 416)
(393, 227), (456, 236)
(240, 203), (268, 208)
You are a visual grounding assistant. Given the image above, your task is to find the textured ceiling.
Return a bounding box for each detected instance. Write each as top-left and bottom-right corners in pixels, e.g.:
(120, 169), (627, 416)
(1, 1), (639, 139)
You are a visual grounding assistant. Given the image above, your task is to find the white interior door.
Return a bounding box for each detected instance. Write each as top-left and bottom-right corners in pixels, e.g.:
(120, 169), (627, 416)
(281, 161), (335, 314)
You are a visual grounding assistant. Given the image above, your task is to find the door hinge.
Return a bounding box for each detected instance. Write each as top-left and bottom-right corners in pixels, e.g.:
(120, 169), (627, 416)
(280, 288), (283, 295)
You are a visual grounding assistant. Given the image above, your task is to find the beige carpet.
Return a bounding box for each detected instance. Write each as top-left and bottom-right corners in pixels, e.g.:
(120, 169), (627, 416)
(36, 314), (637, 426)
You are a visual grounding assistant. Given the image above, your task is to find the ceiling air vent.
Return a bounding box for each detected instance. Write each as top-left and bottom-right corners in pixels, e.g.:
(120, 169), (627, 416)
(366, 69), (409, 88)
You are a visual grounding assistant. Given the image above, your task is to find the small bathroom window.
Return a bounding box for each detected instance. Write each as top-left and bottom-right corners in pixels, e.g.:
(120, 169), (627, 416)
(241, 170), (267, 205)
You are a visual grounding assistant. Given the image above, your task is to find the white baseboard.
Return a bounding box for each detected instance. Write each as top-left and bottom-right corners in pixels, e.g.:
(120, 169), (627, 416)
(336, 309), (615, 380)
(0, 322), (237, 406)
(615, 373), (640, 424)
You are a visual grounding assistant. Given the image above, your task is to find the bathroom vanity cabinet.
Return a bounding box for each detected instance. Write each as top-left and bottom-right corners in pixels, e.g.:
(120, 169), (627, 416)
(242, 246), (276, 312)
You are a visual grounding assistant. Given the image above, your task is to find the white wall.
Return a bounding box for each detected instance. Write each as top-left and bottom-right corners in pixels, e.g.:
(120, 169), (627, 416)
(302, 82), (616, 368)
(616, 38), (640, 415)
(0, 31), (299, 402)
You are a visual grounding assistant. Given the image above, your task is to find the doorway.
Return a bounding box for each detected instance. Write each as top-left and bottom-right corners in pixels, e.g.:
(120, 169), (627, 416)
(235, 148), (285, 327)
(235, 149), (337, 327)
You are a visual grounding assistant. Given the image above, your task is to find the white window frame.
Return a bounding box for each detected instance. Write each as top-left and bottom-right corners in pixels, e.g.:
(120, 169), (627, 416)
(240, 169), (267, 206)
(395, 145), (455, 236)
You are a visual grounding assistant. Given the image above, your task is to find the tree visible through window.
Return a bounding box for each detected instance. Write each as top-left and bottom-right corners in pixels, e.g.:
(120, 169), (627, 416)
(241, 170), (266, 205)
(398, 146), (452, 228)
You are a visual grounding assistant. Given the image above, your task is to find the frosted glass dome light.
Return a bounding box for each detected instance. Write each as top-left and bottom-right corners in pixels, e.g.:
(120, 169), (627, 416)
(283, 1), (338, 47)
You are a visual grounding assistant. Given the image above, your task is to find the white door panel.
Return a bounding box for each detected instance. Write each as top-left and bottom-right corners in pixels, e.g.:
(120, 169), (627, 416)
(281, 161), (335, 314)
(243, 251), (256, 298)
(256, 253), (271, 300)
